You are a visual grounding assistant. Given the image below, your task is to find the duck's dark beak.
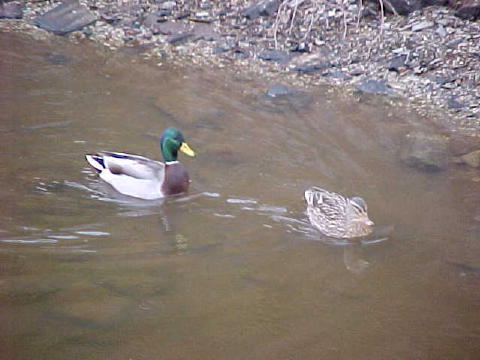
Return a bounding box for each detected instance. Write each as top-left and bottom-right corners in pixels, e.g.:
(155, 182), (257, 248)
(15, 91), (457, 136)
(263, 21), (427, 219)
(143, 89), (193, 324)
(180, 142), (195, 157)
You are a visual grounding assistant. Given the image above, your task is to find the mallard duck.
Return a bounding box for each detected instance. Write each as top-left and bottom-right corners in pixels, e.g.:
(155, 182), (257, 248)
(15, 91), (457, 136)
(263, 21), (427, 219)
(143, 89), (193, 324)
(304, 187), (374, 238)
(85, 128), (195, 199)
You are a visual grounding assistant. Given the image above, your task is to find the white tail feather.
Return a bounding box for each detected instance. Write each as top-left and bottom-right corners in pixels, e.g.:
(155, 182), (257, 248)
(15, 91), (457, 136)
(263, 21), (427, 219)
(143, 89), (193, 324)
(85, 154), (104, 171)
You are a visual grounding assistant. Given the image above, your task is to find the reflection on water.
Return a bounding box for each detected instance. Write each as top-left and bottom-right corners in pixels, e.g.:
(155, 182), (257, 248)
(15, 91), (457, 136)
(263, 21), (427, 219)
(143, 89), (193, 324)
(1, 32), (480, 360)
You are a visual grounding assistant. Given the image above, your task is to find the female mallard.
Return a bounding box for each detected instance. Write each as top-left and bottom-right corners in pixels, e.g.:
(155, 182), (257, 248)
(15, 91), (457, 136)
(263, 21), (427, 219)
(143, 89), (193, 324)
(304, 187), (374, 238)
(85, 128), (195, 199)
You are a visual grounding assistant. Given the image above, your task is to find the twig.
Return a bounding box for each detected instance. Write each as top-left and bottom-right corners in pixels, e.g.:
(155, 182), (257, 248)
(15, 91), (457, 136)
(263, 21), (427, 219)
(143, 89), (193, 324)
(357, 0), (363, 28)
(288, 0), (300, 35)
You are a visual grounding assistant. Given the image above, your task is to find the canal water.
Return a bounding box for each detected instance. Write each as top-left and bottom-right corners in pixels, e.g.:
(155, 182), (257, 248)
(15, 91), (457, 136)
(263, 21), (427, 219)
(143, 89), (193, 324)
(1, 32), (479, 360)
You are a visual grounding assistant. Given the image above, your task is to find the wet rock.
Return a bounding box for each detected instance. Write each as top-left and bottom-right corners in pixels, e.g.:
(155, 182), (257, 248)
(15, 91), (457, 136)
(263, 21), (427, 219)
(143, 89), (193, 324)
(266, 84), (296, 97)
(355, 79), (396, 96)
(44, 53), (72, 65)
(243, 0), (281, 20)
(33, 0), (96, 35)
(258, 49), (291, 64)
(400, 132), (450, 172)
(449, 135), (480, 155)
(456, 0), (480, 21)
(0, 1), (24, 19)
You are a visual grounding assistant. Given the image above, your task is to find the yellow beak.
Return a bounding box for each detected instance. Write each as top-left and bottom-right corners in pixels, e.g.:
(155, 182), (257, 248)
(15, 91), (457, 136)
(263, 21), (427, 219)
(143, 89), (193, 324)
(180, 142), (195, 157)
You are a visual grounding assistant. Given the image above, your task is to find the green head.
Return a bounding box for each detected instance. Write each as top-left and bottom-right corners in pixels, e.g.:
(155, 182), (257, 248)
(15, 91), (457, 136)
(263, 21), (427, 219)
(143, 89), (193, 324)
(160, 128), (195, 162)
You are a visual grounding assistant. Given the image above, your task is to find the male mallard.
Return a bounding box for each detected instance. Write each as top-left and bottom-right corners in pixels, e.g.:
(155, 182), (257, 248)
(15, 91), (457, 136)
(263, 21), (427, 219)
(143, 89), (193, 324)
(304, 187), (374, 238)
(85, 128), (195, 199)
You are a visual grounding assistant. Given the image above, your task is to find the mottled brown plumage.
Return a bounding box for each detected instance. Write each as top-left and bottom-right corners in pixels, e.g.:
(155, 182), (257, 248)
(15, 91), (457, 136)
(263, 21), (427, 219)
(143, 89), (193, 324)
(304, 187), (374, 238)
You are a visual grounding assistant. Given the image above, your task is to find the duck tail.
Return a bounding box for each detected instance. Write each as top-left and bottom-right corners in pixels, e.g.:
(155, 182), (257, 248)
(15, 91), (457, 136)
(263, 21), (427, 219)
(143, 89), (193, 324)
(85, 154), (105, 172)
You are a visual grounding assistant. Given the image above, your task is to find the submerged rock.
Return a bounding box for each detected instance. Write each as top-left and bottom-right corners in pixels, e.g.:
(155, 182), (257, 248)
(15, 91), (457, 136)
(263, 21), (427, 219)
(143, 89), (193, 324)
(33, 0), (96, 35)
(400, 132), (450, 172)
(0, 1), (24, 19)
(355, 79), (396, 96)
(458, 149), (480, 168)
(266, 84), (297, 97)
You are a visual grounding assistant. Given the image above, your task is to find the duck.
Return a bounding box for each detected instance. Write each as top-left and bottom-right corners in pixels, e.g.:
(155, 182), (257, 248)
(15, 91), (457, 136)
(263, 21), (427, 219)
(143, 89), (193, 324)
(85, 128), (195, 199)
(304, 187), (374, 238)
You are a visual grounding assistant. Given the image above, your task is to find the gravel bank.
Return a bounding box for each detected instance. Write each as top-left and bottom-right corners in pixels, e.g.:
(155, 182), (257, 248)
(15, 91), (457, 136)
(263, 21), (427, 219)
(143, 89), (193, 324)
(1, 0), (480, 140)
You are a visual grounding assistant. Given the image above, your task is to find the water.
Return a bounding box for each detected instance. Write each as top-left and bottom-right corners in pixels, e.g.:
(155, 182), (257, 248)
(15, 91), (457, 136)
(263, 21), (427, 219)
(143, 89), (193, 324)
(1, 32), (480, 360)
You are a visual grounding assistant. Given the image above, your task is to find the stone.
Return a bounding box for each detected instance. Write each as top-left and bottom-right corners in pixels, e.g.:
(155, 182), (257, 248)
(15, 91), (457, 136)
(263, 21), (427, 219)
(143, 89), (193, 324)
(266, 84), (296, 98)
(366, 0), (421, 15)
(167, 33), (192, 44)
(258, 49), (291, 64)
(192, 23), (219, 41)
(290, 50), (332, 74)
(156, 21), (189, 35)
(322, 71), (351, 80)
(400, 132), (450, 172)
(456, 0), (480, 20)
(387, 55), (408, 72)
(447, 96), (464, 109)
(33, 0), (96, 35)
(355, 79), (396, 96)
(160, 1), (176, 10)
(0, 1), (24, 19)
(460, 150), (480, 168)
(411, 21), (435, 32)
(243, 0), (281, 20)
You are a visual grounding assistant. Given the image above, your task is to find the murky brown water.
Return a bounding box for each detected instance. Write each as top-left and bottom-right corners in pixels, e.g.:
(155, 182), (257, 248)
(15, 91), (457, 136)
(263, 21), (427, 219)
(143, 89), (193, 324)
(1, 32), (480, 360)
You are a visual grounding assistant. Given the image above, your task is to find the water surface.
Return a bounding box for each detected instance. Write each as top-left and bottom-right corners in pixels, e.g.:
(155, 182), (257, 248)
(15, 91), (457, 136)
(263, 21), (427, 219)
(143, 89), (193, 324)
(1, 32), (480, 360)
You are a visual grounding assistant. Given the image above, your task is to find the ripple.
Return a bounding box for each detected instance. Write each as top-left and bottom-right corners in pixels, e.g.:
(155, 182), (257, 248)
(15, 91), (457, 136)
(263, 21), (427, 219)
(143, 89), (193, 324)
(1, 238), (58, 244)
(75, 231), (110, 237)
(226, 198), (258, 204)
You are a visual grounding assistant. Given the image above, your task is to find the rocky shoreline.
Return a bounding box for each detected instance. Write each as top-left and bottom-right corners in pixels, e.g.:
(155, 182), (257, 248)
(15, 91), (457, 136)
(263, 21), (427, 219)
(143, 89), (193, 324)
(1, 0), (479, 165)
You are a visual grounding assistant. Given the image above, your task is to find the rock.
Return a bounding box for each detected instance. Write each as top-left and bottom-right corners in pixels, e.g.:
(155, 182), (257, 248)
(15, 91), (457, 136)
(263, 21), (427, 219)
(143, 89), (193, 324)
(449, 135), (480, 155)
(266, 84), (296, 97)
(0, 1), (24, 19)
(243, 0), (281, 20)
(367, 0), (421, 15)
(290, 50), (332, 74)
(400, 132), (450, 172)
(411, 21), (435, 32)
(460, 150), (480, 168)
(192, 23), (219, 41)
(160, 1), (176, 10)
(456, 0), (480, 20)
(167, 33), (192, 44)
(322, 71), (351, 80)
(355, 79), (396, 96)
(156, 21), (188, 35)
(447, 96), (464, 109)
(387, 55), (408, 72)
(33, 0), (96, 35)
(258, 49), (291, 64)
(143, 12), (162, 32)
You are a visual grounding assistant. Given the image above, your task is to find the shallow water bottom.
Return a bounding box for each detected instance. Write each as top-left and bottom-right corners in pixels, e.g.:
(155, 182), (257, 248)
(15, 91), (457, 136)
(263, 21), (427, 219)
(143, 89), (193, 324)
(1, 32), (480, 360)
